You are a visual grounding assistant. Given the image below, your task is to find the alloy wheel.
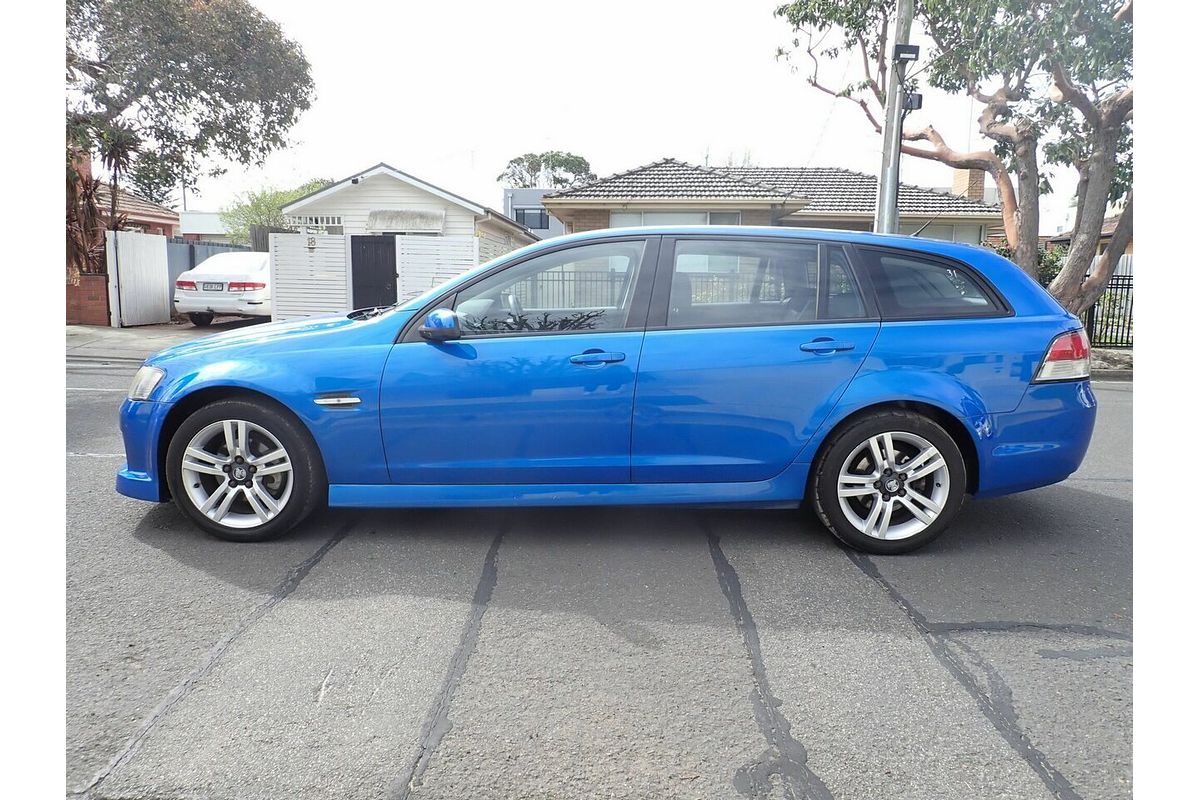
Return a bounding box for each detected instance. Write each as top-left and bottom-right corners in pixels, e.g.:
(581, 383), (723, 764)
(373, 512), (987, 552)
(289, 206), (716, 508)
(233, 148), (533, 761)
(836, 431), (950, 541)
(180, 419), (293, 529)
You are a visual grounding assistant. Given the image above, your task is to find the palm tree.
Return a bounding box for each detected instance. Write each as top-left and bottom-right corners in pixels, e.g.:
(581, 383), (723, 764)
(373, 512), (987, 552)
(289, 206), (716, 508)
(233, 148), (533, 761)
(96, 123), (140, 230)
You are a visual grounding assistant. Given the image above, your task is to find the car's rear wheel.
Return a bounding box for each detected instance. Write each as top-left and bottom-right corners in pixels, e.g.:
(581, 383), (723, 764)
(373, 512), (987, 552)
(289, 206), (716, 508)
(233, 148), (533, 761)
(188, 312), (214, 327)
(811, 410), (966, 554)
(165, 399), (325, 542)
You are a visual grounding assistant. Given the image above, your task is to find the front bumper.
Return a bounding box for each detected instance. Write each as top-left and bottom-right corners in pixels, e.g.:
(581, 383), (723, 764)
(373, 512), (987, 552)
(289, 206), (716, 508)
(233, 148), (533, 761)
(973, 379), (1098, 498)
(115, 398), (172, 502)
(174, 293), (271, 316)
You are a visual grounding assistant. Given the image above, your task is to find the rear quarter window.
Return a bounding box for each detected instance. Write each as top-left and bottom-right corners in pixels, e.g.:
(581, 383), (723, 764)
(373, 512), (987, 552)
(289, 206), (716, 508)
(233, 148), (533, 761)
(857, 248), (1004, 319)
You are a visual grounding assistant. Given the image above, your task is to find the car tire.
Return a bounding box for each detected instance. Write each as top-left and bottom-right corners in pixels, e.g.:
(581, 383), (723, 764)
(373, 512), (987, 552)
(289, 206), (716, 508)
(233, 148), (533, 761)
(165, 398), (326, 542)
(811, 409), (967, 555)
(188, 312), (215, 327)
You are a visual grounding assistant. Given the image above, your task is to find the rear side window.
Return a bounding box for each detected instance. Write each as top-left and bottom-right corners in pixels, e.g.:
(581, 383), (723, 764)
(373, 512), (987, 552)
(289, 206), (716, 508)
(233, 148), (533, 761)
(858, 249), (1001, 318)
(664, 240), (867, 328)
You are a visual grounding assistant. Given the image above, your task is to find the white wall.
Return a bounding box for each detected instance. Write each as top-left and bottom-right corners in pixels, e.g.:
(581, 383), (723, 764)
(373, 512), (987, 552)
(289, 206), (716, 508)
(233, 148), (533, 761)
(293, 173), (477, 236)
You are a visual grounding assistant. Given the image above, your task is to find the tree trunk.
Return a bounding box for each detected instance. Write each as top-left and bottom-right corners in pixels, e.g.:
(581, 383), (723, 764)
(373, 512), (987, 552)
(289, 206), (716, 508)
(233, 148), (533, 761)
(1076, 194), (1132, 311)
(1011, 135), (1042, 279)
(109, 172), (119, 231)
(1048, 129), (1120, 314)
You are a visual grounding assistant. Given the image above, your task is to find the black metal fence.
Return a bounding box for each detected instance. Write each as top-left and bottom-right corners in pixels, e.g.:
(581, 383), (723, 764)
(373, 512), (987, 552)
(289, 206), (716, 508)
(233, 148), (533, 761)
(1084, 274), (1133, 348)
(511, 270), (628, 308)
(510, 270), (785, 309)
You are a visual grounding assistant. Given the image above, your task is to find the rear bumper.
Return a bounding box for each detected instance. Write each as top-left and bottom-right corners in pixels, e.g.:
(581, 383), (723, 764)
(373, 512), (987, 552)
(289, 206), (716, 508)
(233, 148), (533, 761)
(974, 380), (1097, 498)
(174, 293), (271, 316)
(115, 398), (171, 502)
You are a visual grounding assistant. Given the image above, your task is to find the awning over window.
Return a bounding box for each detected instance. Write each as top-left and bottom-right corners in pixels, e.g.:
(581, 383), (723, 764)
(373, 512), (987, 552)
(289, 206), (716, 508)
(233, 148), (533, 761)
(366, 209), (445, 234)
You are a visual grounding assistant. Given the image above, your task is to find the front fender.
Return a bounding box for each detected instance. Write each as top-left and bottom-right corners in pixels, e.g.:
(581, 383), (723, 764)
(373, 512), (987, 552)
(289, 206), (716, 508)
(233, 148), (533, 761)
(153, 342), (395, 486)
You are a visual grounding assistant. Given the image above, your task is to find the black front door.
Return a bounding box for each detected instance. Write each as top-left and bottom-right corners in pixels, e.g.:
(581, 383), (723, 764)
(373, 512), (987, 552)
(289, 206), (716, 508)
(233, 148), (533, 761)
(350, 235), (398, 308)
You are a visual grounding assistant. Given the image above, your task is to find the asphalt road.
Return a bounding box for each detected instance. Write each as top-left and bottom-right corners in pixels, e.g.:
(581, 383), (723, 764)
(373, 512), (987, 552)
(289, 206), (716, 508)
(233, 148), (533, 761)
(66, 348), (1131, 800)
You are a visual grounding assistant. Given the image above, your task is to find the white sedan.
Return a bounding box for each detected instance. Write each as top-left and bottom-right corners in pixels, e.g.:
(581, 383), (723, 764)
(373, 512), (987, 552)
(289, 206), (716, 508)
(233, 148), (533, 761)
(174, 251), (272, 327)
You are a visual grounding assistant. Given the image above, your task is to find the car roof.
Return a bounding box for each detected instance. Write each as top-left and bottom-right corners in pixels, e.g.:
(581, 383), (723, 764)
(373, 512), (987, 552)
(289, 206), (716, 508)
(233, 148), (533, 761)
(197, 251), (268, 265)
(552, 225), (992, 259)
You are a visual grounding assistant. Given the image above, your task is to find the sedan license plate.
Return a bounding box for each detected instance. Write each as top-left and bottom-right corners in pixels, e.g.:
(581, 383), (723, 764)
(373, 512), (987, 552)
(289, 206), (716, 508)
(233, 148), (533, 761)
(202, 282), (224, 291)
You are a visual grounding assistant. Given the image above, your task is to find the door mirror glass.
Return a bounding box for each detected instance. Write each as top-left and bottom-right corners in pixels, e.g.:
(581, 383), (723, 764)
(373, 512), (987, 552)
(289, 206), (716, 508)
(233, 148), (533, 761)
(419, 308), (462, 341)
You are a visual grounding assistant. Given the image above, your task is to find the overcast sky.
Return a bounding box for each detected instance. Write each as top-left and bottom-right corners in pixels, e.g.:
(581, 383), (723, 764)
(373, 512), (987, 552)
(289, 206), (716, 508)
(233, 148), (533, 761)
(184, 0), (1076, 233)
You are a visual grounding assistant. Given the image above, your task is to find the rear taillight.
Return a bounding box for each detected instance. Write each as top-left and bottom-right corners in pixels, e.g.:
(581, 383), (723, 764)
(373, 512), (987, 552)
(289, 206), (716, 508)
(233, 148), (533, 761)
(227, 282), (266, 292)
(1034, 329), (1090, 382)
(175, 280), (196, 291)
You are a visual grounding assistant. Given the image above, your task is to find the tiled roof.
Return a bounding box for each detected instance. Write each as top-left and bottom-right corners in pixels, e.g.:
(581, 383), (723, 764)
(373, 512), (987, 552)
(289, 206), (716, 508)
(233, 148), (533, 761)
(545, 158), (794, 200)
(96, 184), (179, 221)
(1048, 213), (1127, 243)
(546, 158), (1001, 218)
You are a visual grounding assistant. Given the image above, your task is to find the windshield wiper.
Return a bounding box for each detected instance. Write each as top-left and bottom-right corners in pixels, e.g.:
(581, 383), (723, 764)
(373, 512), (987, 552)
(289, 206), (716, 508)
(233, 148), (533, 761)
(347, 304), (398, 320)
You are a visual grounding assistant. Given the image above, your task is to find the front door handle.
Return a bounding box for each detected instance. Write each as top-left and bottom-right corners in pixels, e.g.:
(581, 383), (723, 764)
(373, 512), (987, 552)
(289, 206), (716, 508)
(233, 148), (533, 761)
(570, 350), (626, 365)
(800, 339), (856, 354)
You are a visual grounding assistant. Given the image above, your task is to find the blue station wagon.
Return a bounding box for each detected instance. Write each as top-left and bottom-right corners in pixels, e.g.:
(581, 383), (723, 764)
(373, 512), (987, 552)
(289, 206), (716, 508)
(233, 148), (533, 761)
(117, 227), (1096, 554)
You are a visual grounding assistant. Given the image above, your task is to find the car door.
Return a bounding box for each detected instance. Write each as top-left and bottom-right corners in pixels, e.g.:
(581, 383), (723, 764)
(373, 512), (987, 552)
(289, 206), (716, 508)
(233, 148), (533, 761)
(380, 237), (659, 484)
(631, 236), (880, 483)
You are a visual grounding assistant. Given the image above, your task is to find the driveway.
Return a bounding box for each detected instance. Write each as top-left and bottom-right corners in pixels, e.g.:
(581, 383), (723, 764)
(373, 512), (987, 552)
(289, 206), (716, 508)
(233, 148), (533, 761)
(65, 337), (1131, 800)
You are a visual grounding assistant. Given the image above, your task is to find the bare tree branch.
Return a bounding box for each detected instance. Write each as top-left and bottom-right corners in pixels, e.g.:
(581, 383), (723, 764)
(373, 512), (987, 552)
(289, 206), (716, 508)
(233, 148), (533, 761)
(1114, 0), (1133, 24)
(901, 125), (1020, 248)
(1105, 86), (1133, 125)
(1051, 62), (1102, 128)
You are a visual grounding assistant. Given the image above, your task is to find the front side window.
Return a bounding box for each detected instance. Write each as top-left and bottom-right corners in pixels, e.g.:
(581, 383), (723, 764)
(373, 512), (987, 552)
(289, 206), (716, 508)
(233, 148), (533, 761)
(858, 249), (1001, 318)
(665, 240), (866, 328)
(454, 240), (646, 336)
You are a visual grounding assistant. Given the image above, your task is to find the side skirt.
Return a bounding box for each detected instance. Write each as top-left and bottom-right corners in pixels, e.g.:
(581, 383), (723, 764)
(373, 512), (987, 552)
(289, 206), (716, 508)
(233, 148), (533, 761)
(328, 462), (811, 508)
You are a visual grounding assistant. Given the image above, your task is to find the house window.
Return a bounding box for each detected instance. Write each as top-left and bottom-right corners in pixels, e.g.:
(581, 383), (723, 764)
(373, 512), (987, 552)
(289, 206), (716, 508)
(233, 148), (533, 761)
(285, 214), (344, 235)
(514, 208), (550, 229)
(609, 211), (742, 227)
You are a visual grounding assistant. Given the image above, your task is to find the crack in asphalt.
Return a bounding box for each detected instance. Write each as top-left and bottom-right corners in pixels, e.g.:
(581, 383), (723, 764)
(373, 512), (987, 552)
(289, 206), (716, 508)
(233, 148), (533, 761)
(73, 518), (357, 800)
(706, 526), (834, 800)
(845, 550), (1084, 800)
(928, 620), (1131, 641)
(391, 525), (506, 800)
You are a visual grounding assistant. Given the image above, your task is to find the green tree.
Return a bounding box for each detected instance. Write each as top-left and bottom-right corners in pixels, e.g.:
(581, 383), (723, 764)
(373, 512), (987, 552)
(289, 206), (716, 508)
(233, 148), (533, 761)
(497, 151), (596, 189)
(774, 0), (1132, 313)
(126, 152), (180, 208)
(66, 0), (314, 196)
(219, 179), (334, 246)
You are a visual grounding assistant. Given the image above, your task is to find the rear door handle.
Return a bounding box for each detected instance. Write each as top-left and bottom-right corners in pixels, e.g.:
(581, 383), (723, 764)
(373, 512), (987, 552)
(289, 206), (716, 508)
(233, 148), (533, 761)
(570, 350), (626, 365)
(800, 339), (856, 353)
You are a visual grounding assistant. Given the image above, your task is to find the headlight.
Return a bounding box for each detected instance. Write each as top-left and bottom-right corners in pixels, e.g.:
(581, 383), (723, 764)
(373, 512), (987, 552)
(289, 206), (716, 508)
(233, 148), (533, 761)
(128, 366), (165, 400)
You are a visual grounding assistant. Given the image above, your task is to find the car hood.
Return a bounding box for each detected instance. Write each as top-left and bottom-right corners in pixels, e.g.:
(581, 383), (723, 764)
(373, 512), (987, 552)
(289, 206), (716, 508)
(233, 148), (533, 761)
(146, 310), (416, 366)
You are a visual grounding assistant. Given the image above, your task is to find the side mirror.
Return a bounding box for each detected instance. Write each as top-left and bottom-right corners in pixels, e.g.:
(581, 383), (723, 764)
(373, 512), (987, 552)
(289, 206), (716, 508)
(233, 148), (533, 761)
(419, 308), (462, 341)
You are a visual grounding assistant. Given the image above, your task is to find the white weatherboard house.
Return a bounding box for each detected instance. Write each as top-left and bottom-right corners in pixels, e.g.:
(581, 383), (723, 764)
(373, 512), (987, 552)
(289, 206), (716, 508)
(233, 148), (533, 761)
(270, 163), (536, 320)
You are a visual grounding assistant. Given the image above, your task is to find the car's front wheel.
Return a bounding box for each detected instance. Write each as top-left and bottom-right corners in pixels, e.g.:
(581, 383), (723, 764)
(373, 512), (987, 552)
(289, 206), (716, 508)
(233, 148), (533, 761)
(811, 410), (966, 554)
(165, 399), (325, 542)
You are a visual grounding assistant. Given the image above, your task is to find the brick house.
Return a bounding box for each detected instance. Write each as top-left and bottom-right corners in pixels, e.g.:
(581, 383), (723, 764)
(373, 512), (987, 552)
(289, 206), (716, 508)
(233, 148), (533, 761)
(541, 158), (1003, 244)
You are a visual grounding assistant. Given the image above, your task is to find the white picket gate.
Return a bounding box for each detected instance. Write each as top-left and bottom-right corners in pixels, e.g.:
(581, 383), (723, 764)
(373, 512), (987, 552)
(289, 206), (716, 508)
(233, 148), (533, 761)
(269, 234), (352, 321)
(106, 230), (171, 327)
(396, 235), (479, 302)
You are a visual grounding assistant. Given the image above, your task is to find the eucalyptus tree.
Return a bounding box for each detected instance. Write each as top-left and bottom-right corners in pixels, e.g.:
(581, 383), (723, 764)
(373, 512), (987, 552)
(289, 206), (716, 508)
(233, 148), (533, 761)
(775, 0), (1132, 312)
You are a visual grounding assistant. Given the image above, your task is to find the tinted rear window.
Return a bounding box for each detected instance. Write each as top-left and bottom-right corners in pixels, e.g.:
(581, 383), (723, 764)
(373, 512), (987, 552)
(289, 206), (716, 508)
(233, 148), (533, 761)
(858, 249), (1001, 318)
